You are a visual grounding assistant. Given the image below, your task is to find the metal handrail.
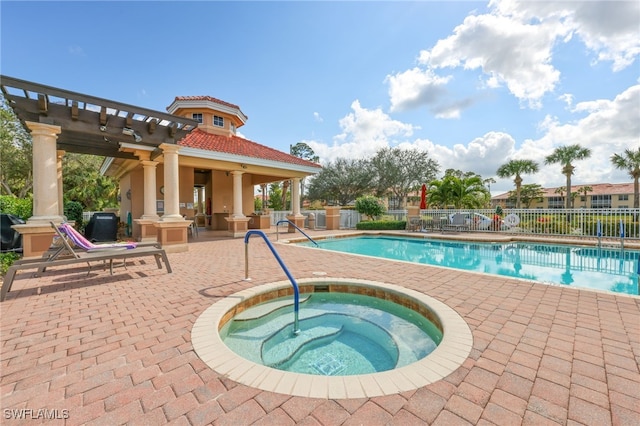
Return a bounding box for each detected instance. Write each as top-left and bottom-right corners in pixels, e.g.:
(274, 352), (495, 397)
(275, 219), (318, 246)
(244, 230), (300, 335)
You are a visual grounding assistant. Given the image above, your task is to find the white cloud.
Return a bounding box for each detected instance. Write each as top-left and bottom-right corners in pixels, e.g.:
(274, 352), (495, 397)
(558, 93), (573, 108)
(509, 84), (640, 191)
(427, 132), (517, 178)
(305, 84), (638, 195)
(396, 0), (639, 114)
(492, 0), (640, 71)
(419, 11), (565, 108)
(386, 67), (452, 112)
(313, 112), (323, 122)
(308, 100), (416, 163)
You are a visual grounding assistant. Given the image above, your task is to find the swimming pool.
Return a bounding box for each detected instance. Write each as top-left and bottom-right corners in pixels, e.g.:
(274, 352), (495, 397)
(298, 236), (639, 296)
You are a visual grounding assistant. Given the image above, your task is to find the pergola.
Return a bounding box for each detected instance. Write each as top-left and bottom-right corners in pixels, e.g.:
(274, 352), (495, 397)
(1, 75), (199, 256)
(1, 75), (197, 158)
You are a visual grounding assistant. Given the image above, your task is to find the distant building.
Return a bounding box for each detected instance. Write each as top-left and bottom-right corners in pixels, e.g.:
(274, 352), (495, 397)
(491, 182), (636, 209)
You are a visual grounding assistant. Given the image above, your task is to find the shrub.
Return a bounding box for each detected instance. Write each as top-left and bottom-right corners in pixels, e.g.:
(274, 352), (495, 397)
(64, 201), (84, 229)
(356, 220), (406, 230)
(0, 252), (20, 275)
(0, 195), (33, 220)
(354, 196), (385, 220)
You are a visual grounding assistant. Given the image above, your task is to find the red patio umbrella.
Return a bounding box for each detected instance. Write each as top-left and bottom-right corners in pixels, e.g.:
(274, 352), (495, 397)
(419, 184), (427, 209)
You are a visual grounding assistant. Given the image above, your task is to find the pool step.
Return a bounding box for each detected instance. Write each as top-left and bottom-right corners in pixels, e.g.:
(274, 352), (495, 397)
(262, 324), (343, 368)
(234, 295), (311, 321)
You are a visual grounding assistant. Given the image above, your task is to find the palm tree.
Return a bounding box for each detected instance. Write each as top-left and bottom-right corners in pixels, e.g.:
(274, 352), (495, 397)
(554, 186), (566, 208)
(545, 144), (592, 208)
(611, 148), (640, 209)
(496, 159), (539, 208)
(576, 185), (593, 208)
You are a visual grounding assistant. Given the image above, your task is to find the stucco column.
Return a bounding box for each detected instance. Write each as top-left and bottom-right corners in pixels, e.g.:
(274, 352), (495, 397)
(57, 150), (65, 216)
(197, 186), (205, 215)
(286, 177), (305, 232)
(291, 177), (301, 216)
(27, 122), (63, 223)
(141, 159), (159, 220)
(231, 171), (245, 218)
(159, 143), (182, 221)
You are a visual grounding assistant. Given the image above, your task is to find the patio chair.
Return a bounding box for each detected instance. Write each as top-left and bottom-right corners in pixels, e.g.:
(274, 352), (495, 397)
(1, 222), (172, 302)
(407, 216), (423, 232)
(443, 213), (470, 233)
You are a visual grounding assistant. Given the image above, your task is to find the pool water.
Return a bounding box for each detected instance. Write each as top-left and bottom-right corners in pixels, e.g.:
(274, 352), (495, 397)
(299, 236), (639, 296)
(220, 292), (442, 375)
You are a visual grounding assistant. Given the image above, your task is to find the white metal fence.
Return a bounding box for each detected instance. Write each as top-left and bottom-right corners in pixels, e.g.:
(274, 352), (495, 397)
(270, 208), (639, 241)
(86, 208), (639, 240)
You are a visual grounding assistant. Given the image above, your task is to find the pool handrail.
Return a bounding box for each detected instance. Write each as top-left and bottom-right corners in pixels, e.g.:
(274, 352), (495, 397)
(244, 230), (300, 335)
(275, 219), (318, 247)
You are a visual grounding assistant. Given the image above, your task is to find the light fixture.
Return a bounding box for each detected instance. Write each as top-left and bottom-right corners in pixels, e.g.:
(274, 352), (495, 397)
(241, 164), (247, 169)
(123, 127), (142, 142)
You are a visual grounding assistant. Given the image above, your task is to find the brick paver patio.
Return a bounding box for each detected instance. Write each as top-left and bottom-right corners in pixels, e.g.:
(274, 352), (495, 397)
(1, 229), (639, 425)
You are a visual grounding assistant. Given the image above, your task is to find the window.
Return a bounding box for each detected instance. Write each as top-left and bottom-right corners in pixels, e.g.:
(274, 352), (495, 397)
(591, 195), (611, 209)
(230, 123), (236, 134)
(548, 197), (564, 208)
(192, 113), (203, 123)
(618, 194), (629, 201)
(213, 116), (224, 127)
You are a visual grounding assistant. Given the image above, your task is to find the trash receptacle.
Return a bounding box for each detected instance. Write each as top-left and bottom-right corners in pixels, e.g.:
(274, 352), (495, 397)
(84, 212), (118, 242)
(0, 213), (25, 252)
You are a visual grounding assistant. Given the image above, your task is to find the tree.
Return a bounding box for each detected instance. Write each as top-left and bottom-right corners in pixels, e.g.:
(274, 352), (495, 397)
(611, 148), (640, 209)
(554, 186), (566, 208)
(354, 195), (384, 220)
(289, 142), (320, 208)
(290, 142), (319, 163)
(428, 174), (488, 209)
(280, 180), (290, 211)
(0, 96), (32, 198)
(576, 185), (593, 208)
(267, 183), (284, 210)
(544, 144), (592, 209)
(306, 158), (373, 206)
(370, 147), (439, 209)
(496, 159), (539, 208)
(62, 153), (118, 211)
(507, 183), (544, 208)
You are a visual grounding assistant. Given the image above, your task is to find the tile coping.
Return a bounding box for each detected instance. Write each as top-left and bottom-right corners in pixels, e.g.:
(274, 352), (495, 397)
(191, 277), (473, 399)
(277, 232), (640, 299)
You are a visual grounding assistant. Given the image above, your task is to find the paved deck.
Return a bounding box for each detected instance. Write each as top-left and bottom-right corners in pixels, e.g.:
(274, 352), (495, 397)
(1, 228), (639, 425)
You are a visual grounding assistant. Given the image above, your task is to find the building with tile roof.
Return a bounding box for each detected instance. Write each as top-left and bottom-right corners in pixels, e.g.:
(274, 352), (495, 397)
(103, 95), (322, 245)
(491, 182), (636, 209)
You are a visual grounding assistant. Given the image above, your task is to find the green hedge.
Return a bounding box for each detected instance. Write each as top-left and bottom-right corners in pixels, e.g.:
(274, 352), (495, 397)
(0, 195), (33, 220)
(356, 220), (406, 230)
(0, 252), (20, 275)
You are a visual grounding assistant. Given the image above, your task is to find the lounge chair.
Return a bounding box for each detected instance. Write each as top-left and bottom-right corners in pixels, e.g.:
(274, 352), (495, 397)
(47, 222), (138, 260)
(442, 213), (470, 233)
(1, 222), (172, 301)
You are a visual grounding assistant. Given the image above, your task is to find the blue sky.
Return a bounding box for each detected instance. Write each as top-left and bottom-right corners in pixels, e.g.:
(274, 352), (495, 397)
(2, 1), (639, 195)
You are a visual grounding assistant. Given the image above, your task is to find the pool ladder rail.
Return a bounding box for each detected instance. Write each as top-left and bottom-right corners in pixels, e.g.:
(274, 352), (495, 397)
(244, 230), (301, 335)
(275, 219), (318, 247)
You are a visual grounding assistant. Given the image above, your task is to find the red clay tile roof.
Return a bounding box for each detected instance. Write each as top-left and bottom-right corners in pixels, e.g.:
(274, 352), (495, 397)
(493, 182), (635, 199)
(179, 129), (322, 169)
(170, 96), (242, 112)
